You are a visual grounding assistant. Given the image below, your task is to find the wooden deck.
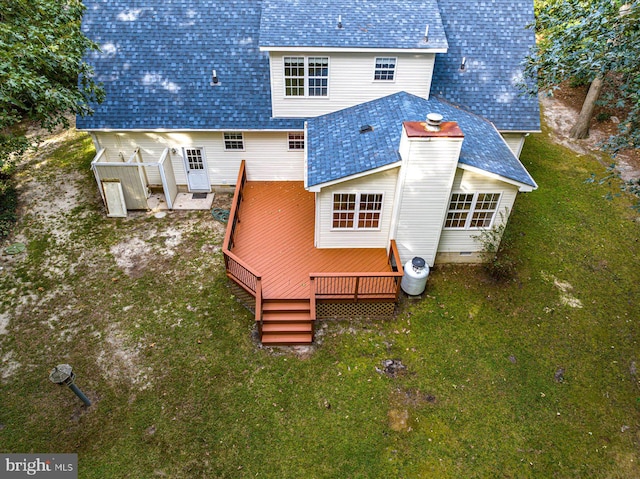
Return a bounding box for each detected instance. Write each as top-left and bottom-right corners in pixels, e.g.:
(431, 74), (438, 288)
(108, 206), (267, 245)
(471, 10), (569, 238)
(230, 181), (393, 300)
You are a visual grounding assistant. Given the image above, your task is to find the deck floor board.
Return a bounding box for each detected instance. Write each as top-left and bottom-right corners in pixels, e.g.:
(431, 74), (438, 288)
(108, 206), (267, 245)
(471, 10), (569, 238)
(231, 182), (392, 300)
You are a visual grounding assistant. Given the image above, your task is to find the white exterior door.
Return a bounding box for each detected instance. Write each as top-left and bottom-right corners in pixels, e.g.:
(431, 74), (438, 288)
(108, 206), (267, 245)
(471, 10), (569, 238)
(183, 147), (211, 192)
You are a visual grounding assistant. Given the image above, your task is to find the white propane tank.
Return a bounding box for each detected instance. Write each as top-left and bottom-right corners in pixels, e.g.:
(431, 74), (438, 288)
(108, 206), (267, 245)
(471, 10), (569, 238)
(400, 257), (429, 295)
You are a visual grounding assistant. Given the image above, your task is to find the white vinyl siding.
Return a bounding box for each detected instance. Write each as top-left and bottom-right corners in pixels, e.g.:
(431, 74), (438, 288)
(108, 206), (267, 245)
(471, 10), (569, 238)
(500, 133), (527, 158)
(437, 169), (519, 255)
(270, 52), (435, 118)
(316, 168), (399, 248)
(92, 131), (305, 186)
(394, 130), (463, 266)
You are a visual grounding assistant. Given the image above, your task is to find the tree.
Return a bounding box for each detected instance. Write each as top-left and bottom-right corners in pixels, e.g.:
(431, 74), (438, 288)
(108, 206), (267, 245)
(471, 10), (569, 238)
(0, 0), (104, 163)
(0, 0), (103, 238)
(523, 0), (640, 149)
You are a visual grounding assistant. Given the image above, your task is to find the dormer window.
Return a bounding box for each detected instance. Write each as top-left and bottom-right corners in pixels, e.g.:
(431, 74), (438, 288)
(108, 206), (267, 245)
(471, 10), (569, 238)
(284, 56), (329, 97)
(374, 57), (396, 81)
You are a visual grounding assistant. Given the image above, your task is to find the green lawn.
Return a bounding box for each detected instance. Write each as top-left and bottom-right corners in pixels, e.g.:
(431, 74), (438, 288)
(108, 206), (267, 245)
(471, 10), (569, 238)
(0, 125), (638, 478)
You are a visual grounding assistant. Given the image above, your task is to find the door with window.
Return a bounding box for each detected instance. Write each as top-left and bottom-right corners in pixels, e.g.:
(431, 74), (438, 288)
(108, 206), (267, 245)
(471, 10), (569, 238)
(183, 147), (211, 192)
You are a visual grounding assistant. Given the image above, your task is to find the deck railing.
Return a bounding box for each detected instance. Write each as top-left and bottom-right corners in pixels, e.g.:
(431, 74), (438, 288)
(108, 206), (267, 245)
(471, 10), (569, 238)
(222, 161), (263, 325)
(309, 240), (403, 302)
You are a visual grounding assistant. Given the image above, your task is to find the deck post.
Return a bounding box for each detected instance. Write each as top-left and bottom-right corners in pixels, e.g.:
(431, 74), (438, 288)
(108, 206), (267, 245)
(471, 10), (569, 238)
(354, 276), (359, 302)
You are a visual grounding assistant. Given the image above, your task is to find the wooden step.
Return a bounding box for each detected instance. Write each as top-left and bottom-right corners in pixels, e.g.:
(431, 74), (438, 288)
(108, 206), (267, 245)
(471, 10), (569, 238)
(262, 310), (312, 322)
(262, 300), (310, 313)
(261, 332), (314, 345)
(262, 322), (313, 333)
(260, 299), (314, 345)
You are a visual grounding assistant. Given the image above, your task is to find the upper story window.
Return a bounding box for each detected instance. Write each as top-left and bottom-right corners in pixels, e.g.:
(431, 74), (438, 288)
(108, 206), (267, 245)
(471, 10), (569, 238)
(288, 132), (305, 150)
(284, 56), (329, 97)
(374, 57), (397, 81)
(444, 192), (501, 229)
(223, 132), (244, 150)
(332, 193), (383, 230)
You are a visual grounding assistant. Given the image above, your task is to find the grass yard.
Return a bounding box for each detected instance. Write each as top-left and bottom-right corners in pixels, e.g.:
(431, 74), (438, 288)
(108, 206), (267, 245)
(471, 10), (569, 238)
(0, 122), (638, 478)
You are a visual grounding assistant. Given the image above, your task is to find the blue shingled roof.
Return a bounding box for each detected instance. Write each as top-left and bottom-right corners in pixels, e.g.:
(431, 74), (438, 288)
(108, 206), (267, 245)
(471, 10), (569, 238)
(431, 0), (541, 132)
(306, 92), (536, 189)
(77, 0), (539, 135)
(76, 0), (303, 130)
(259, 0), (448, 51)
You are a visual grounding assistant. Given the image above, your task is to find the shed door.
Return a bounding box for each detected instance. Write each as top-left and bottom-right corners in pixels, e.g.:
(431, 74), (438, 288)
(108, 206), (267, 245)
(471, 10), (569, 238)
(102, 180), (127, 217)
(183, 147), (211, 192)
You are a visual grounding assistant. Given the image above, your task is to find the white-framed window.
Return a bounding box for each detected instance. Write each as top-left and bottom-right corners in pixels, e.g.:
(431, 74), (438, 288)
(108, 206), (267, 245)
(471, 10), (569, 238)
(332, 193), (383, 230)
(288, 132), (305, 150)
(184, 148), (205, 170)
(374, 57), (397, 81)
(223, 132), (244, 150)
(284, 56), (329, 97)
(284, 57), (305, 96)
(444, 192), (501, 229)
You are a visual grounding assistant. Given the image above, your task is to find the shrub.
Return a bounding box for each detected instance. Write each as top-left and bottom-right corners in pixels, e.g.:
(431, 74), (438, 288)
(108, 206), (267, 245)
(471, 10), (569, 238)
(0, 163), (18, 240)
(473, 209), (518, 281)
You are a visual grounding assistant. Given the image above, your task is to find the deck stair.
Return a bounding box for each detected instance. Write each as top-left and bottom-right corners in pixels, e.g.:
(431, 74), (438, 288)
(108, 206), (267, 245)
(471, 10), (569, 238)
(260, 299), (314, 345)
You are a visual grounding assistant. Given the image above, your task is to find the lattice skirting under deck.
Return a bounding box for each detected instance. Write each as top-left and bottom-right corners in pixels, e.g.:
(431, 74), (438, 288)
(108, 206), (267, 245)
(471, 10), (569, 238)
(315, 301), (396, 320)
(228, 282), (256, 312)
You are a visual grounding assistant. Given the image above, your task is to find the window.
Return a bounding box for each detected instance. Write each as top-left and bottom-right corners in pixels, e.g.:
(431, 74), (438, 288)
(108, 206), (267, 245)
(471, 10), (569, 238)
(308, 57), (328, 96)
(184, 148), (205, 170)
(374, 57), (396, 81)
(444, 192), (501, 229)
(332, 193), (383, 229)
(284, 56), (329, 97)
(288, 132), (304, 150)
(284, 57), (305, 96)
(223, 132), (244, 150)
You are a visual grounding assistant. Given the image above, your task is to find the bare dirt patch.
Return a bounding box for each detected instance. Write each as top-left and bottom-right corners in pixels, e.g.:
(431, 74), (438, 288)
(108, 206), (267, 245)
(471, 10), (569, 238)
(0, 122), (231, 388)
(541, 84), (640, 181)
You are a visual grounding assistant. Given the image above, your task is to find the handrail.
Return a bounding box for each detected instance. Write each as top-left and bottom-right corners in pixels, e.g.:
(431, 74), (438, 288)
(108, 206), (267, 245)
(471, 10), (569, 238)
(309, 240), (404, 302)
(223, 160), (247, 253)
(389, 239), (403, 301)
(222, 160), (262, 297)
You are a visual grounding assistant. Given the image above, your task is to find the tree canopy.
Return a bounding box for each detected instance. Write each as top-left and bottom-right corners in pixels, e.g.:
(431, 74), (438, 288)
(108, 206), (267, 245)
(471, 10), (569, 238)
(524, 0), (640, 149)
(0, 0), (104, 163)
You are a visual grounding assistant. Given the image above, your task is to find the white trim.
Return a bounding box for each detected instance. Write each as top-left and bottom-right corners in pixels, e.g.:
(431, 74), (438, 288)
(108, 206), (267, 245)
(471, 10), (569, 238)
(443, 192), (502, 230)
(283, 55), (330, 98)
(372, 56), (398, 82)
(307, 160), (402, 192)
(330, 192), (385, 231)
(497, 129), (541, 134)
(457, 163), (537, 192)
(261, 46), (448, 54)
(287, 131), (305, 151)
(223, 132), (245, 151)
(303, 122), (309, 189)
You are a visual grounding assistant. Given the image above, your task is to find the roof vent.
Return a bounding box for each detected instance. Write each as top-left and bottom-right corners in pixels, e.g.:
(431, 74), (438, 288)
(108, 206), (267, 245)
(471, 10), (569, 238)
(360, 124), (374, 134)
(424, 24), (429, 43)
(211, 69), (219, 85)
(460, 57), (467, 71)
(425, 113), (443, 131)
(337, 15), (343, 29)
